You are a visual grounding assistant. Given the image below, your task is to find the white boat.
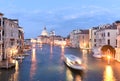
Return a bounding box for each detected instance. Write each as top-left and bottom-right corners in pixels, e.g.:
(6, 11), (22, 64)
(92, 48), (102, 59)
(64, 54), (85, 70)
(93, 53), (102, 59)
(12, 55), (25, 60)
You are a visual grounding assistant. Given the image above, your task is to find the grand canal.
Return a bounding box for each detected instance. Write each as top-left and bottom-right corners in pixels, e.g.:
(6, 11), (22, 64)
(0, 44), (120, 81)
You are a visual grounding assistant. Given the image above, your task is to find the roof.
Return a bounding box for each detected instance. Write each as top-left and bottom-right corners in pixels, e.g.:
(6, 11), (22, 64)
(0, 12), (4, 16)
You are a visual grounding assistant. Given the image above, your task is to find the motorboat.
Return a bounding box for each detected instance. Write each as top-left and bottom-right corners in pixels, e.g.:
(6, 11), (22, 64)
(12, 55), (25, 60)
(93, 53), (102, 59)
(64, 54), (85, 70)
(92, 47), (102, 59)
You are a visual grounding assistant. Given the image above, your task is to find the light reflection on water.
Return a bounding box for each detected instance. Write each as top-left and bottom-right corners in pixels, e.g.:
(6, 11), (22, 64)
(30, 48), (37, 80)
(60, 45), (65, 64)
(103, 65), (116, 81)
(50, 44), (53, 60)
(82, 49), (88, 70)
(50, 44), (53, 54)
(61, 45), (65, 54)
(75, 74), (82, 81)
(66, 67), (83, 81)
(66, 67), (73, 81)
(1, 45), (120, 81)
(9, 60), (19, 81)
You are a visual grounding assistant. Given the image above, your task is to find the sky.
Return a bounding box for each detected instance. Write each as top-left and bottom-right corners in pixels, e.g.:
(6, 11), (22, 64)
(0, 0), (120, 38)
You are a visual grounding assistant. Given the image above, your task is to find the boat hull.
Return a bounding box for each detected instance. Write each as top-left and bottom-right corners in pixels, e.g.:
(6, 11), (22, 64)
(64, 54), (85, 70)
(93, 54), (102, 59)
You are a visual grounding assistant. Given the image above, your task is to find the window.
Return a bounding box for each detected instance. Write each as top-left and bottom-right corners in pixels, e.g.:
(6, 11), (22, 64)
(108, 39), (110, 45)
(104, 33), (105, 37)
(118, 29), (120, 35)
(116, 39), (117, 46)
(11, 30), (13, 37)
(108, 32), (110, 37)
(94, 32), (96, 35)
(94, 39), (96, 42)
(94, 44), (96, 47)
(82, 36), (84, 39)
(11, 41), (14, 46)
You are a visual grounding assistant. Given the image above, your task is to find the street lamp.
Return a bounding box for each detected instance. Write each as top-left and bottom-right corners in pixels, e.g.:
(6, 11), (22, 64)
(107, 49), (111, 65)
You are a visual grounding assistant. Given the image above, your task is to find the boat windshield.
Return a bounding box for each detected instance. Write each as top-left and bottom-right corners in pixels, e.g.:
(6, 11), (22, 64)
(71, 60), (81, 65)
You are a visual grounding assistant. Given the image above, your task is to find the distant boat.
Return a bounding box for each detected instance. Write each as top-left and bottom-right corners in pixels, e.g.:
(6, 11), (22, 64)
(92, 48), (102, 59)
(93, 53), (102, 59)
(64, 54), (85, 70)
(12, 55), (25, 60)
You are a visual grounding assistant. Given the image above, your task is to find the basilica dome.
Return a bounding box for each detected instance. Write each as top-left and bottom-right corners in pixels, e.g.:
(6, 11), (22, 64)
(41, 27), (49, 36)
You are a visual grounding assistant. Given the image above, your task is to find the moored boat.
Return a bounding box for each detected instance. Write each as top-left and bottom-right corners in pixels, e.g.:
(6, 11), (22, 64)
(64, 54), (85, 70)
(12, 55), (25, 60)
(93, 53), (102, 59)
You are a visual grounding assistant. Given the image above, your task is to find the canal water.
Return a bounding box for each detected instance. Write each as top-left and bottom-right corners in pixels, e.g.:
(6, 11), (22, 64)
(0, 44), (120, 81)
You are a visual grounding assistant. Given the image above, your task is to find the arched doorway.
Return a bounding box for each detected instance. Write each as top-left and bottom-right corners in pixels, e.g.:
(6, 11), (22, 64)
(101, 45), (116, 58)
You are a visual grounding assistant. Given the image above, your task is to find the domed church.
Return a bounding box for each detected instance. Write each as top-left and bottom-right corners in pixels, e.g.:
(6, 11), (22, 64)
(41, 27), (49, 36)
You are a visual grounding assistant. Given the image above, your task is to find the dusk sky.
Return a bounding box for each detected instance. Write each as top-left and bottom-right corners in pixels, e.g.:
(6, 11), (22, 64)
(0, 0), (120, 38)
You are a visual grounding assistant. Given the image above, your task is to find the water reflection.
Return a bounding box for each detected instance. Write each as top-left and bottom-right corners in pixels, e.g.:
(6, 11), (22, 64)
(38, 44), (43, 50)
(32, 43), (36, 48)
(82, 49), (88, 70)
(50, 44), (53, 54)
(9, 60), (19, 81)
(39, 44), (42, 48)
(61, 45), (65, 55)
(0, 69), (15, 81)
(30, 48), (37, 80)
(60, 45), (65, 63)
(103, 65), (116, 81)
(74, 74), (82, 81)
(66, 67), (83, 81)
(50, 44), (53, 60)
(66, 67), (73, 81)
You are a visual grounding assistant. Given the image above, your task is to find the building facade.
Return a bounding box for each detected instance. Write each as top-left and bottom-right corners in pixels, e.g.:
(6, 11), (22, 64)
(3, 18), (19, 59)
(115, 21), (120, 62)
(79, 30), (89, 49)
(70, 30), (81, 48)
(89, 27), (99, 49)
(18, 27), (24, 53)
(70, 29), (89, 49)
(37, 27), (50, 44)
(95, 24), (117, 48)
(0, 12), (24, 61)
(0, 13), (3, 61)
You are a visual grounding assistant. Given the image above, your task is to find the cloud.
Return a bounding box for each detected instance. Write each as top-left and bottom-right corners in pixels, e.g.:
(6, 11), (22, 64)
(1, 4), (120, 38)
